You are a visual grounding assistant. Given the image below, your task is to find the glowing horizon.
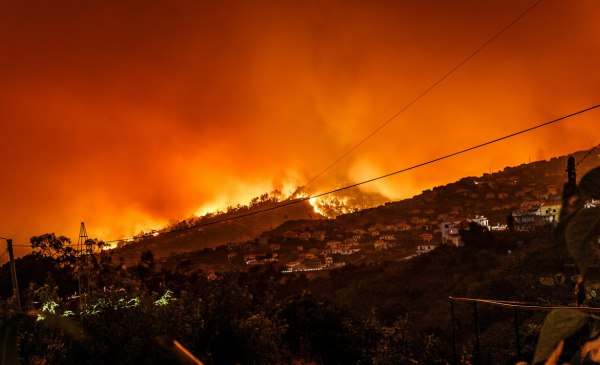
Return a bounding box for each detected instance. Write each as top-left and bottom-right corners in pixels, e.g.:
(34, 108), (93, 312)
(1, 0), (599, 255)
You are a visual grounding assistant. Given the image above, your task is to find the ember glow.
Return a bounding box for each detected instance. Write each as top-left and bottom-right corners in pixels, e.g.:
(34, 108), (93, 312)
(1, 0), (599, 253)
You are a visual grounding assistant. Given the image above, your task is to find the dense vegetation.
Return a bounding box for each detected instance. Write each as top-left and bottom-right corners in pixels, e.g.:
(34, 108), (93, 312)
(1, 157), (598, 364)
(0, 223), (581, 364)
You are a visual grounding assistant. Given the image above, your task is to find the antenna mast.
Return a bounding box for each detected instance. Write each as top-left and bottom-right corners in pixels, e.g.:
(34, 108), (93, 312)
(77, 222), (93, 297)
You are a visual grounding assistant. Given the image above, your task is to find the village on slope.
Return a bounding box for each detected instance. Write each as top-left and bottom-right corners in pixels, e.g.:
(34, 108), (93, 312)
(154, 150), (600, 277)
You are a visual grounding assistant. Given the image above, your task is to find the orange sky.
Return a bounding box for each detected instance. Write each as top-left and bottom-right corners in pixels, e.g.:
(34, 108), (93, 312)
(1, 0), (599, 254)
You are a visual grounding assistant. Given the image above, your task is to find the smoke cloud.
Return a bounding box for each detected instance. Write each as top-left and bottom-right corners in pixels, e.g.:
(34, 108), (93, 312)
(1, 0), (599, 253)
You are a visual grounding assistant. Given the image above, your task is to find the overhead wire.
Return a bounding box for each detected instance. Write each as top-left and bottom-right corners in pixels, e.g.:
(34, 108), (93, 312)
(102, 103), (600, 244)
(300, 0), (544, 190)
(0, 249), (8, 263)
(577, 143), (599, 166)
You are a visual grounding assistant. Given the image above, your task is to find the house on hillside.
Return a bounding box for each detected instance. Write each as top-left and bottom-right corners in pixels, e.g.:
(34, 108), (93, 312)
(416, 244), (437, 254)
(547, 185), (559, 195)
(410, 217), (428, 225)
(585, 199), (599, 208)
(344, 237), (358, 245)
(286, 261), (301, 271)
(440, 214), (490, 246)
(420, 233), (433, 242)
(324, 256), (334, 266)
(298, 252), (316, 262)
(368, 223), (384, 232)
(511, 209), (552, 231)
(469, 215), (490, 229)
(312, 231), (326, 241)
(440, 221), (468, 247)
(283, 231), (298, 239)
(374, 240), (390, 250)
(520, 200), (542, 210)
(396, 222), (412, 231)
(540, 201), (562, 223)
(326, 240), (341, 249)
(299, 231), (312, 241)
(384, 224), (398, 232)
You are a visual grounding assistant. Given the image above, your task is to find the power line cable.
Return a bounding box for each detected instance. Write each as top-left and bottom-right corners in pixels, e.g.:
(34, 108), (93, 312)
(103, 103), (599, 244)
(301, 0), (543, 190)
(0, 249), (7, 263)
(577, 143), (599, 166)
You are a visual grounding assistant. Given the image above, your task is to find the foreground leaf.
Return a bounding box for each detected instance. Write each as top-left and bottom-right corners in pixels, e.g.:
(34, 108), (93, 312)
(566, 207), (600, 274)
(580, 167), (600, 199)
(533, 309), (590, 364)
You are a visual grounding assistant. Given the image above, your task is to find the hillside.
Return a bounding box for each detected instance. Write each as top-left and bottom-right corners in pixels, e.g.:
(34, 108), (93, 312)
(2, 147), (598, 364)
(115, 148), (599, 269)
(114, 198), (323, 262)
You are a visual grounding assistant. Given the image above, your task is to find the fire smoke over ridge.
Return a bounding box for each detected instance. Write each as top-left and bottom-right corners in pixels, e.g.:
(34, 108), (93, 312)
(1, 0), (599, 253)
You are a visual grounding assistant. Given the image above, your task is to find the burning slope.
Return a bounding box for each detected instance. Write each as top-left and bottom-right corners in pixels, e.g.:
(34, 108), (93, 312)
(308, 189), (389, 218)
(114, 195), (323, 261)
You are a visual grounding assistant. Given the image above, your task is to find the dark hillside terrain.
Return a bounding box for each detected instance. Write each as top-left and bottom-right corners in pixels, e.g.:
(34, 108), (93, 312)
(115, 199), (322, 261)
(143, 148), (599, 275)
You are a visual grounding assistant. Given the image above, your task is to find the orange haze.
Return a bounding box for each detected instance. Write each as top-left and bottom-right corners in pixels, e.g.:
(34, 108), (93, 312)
(1, 0), (599, 255)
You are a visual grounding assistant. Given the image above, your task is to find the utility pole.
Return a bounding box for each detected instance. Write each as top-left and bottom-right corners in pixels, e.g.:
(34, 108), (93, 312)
(6, 239), (21, 311)
(563, 156), (585, 304)
(561, 155), (578, 220)
(567, 156), (576, 187)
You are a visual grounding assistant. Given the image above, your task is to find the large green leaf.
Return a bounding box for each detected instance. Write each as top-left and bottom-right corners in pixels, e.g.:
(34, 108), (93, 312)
(566, 207), (600, 274)
(533, 309), (590, 364)
(580, 167), (600, 199)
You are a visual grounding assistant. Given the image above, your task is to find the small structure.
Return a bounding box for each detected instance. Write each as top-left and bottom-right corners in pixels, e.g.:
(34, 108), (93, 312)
(283, 231), (299, 238)
(419, 233), (433, 242)
(511, 209), (552, 231)
(298, 252), (316, 262)
(374, 240), (390, 250)
(416, 245), (437, 254)
(540, 201), (562, 223)
(394, 222), (410, 231)
(299, 231), (312, 241)
(469, 215), (490, 229)
(440, 221), (468, 247)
